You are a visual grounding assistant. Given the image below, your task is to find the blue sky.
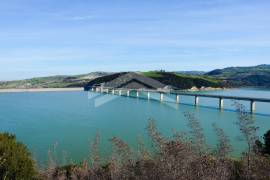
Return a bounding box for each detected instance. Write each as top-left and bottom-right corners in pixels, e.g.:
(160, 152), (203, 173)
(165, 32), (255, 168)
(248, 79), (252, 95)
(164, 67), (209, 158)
(0, 0), (270, 80)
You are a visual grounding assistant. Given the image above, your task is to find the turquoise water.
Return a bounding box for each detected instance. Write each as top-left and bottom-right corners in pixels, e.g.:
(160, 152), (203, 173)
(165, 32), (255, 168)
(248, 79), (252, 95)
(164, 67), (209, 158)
(0, 88), (270, 166)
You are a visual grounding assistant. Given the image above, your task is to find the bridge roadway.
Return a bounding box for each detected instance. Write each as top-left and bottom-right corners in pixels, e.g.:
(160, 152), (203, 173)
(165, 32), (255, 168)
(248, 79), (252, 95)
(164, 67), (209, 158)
(90, 86), (270, 113)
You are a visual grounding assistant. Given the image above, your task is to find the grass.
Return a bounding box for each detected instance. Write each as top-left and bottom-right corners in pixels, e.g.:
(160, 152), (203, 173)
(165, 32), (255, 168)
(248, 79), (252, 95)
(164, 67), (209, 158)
(0, 73), (108, 89)
(143, 71), (220, 83)
(143, 71), (224, 89)
(175, 73), (221, 84)
(144, 71), (222, 84)
(142, 71), (164, 78)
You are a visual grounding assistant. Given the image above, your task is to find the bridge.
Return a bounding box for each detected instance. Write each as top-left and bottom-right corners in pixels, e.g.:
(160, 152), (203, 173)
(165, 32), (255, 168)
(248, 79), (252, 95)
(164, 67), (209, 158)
(89, 86), (270, 113)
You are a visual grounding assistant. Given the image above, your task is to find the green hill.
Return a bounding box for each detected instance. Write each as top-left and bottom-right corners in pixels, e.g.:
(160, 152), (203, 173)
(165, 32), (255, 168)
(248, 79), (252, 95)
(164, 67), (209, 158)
(84, 71), (224, 90)
(6, 64), (270, 90)
(143, 72), (223, 89)
(206, 64), (270, 87)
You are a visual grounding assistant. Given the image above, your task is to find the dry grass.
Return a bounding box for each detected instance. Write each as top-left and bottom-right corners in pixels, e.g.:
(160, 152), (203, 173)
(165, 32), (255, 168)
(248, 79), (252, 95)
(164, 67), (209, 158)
(39, 106), (270, 180)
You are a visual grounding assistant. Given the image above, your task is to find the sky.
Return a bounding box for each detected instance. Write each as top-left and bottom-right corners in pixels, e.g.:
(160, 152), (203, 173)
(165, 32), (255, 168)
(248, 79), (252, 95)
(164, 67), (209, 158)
(0, 0), (270, 80)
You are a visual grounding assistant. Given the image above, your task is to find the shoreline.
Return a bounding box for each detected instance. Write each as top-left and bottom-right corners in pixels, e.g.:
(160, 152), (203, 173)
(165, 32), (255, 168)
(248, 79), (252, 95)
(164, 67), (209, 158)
(186, 86), (226, 92)
(0, 88), (84, 93)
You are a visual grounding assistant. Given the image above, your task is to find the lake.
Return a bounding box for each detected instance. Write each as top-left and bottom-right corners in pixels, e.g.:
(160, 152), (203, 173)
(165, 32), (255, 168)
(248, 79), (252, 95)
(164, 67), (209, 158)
(0, 88), (270, 166)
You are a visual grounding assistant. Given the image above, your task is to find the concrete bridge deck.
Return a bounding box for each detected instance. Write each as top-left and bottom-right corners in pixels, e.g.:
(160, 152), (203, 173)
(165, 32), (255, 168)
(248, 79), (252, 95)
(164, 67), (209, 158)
(89, 86), (270, 113)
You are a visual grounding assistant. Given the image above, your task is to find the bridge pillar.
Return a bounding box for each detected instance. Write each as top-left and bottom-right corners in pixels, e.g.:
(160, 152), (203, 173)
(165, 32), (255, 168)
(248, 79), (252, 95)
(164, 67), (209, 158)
(160, 93), (164, 102)
(250, 100), (256, 113)
(219, 98), (224, 109)
(147, 92), (150, 100)
(112, 89), (115, 94)
(91, 88), (94, 91)
(127, 90), (130, 96)
(106, 89), (109, 93)
(195, 96), (199, 106)
(119, 90), (122, 96)
(176, 95), (180, 104)
(136, 91), (139, 97)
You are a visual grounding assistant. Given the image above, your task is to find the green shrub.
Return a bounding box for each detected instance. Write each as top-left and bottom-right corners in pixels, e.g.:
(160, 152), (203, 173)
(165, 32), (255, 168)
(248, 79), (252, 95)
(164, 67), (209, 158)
(255, 129), (270, 156)
(0, 133), (37, 179)
(263, 130), (270, 155)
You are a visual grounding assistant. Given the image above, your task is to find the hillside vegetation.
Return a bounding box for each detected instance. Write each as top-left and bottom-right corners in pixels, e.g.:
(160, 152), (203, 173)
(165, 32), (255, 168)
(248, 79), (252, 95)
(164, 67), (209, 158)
(84, 71), (224, 90)
(206, 64), (270, 87)
(0, 72), (109, 89)
(143, 71), (224, 89)
(2, 64), (269, 89)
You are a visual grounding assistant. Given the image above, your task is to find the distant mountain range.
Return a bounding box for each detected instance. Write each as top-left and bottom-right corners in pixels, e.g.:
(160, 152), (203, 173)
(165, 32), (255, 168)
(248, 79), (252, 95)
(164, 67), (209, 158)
(206, 64), (270, 87)
(0, 64), (269, 89)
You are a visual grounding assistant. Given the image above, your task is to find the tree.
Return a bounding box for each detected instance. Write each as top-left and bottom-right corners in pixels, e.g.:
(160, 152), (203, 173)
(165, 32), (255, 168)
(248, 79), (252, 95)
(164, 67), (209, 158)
(0, 133), (37, 179)
(255, 129), (270, 156)
(263, 130), (270, 155)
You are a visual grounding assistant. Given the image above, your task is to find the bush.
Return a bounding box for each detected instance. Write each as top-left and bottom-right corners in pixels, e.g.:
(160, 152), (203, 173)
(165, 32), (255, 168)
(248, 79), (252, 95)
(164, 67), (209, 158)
(255, 129), (270, 156)
(0, 133), (37, 179)
(3, 105), (270, 180)
(40, 106), (270, 180)
(263, 130), (270, 155)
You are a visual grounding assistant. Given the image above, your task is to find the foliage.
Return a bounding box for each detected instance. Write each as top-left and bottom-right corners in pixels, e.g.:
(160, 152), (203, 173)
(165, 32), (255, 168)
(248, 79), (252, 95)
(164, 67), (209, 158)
(234, 103), (259, 178)
(255, 129), (270, 156)
(263, 130), (270, 155)
(0, 133), (37, 180)
(146, 119), (166, 151)
(0, 71), (225, 90)
(144, 71), (223, 89)
(90, 132), (101, 169)
(206, 64), (270, 77)
(206, 64), (270, 87)
(2, 105), (270, 179)
(0, 72), (108, 89)
(212, 123), (232, 159)
(84, 72), (127, 90)
(40, 106), (270, 180)
(142, 71), (163, 78)
(184, 112), (207, 156)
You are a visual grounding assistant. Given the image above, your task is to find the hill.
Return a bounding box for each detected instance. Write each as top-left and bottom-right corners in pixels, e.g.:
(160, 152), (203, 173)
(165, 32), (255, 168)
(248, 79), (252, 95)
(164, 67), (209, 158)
(174, 71), (206, 76)
(3, 64), (269, 90)
(143, 72), (223, 89)
(84, 71), (224, 90)
(0, 72), (110, 89)
(84, 72), (166, 90)
(206, 64), (270, 87)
